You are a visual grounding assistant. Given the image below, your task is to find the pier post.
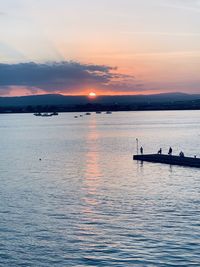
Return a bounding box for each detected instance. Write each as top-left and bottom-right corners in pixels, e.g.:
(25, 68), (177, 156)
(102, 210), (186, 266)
(136, 138), (139, 155)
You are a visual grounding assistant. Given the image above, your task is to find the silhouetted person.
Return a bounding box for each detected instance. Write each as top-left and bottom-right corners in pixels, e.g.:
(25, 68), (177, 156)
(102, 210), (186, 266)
(179, 151), (184, 157)
(158, 148), (162, 154)
(168, 147), (172, 155)
(140, 146), (143, 154)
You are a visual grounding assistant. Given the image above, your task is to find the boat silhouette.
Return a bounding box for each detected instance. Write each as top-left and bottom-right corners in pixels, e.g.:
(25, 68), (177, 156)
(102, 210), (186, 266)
(34, 112), (59, 117)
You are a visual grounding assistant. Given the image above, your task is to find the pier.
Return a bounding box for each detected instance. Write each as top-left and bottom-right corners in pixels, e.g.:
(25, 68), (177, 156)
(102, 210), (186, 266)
(133, 154), (200, 168)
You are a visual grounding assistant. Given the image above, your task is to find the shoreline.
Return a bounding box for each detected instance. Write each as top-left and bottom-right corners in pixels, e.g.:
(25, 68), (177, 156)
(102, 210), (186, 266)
(1, 106), (200, 114)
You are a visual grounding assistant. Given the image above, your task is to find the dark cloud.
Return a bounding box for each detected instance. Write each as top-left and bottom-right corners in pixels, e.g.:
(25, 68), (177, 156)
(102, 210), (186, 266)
(0, 61), (137, 94)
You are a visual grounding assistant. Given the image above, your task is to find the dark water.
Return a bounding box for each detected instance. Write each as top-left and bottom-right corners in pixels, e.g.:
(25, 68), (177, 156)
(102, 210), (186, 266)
(0, 111), (200, 266)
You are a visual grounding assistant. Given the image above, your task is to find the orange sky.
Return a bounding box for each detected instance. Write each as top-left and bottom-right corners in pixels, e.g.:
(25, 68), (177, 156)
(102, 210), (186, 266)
(1, 0), (200, 96)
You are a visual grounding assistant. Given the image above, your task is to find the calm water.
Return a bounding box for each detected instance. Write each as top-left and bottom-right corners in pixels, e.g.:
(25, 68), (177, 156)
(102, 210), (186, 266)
(0, 111), (200, 266)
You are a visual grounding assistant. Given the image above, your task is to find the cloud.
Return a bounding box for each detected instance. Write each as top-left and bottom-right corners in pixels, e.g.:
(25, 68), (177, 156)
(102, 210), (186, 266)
(123, 31), (200, 37)
(0, 61), (138, 95)
(160, 0), (200, 13)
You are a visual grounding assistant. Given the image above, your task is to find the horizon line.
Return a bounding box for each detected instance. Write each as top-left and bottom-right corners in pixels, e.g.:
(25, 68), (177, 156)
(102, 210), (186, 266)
(1, 92), (198, 98)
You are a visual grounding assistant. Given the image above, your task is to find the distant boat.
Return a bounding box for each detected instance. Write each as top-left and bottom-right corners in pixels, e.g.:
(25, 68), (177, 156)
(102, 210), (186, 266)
(41, 113), (53, 117)
(34, 112), (59, 117)
(96, 111), (102, 114)
(133, 154), (200, 168)
(51, 112), (58, 116)
(106, 111), (112, 114)
(74, 116), (78, 118)
(85, 112), (91, 115)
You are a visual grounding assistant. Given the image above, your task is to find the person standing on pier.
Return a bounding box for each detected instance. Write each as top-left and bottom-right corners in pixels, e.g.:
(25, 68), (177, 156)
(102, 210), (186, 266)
(168, 147), (172, 155)
(140, 146), (143, 154)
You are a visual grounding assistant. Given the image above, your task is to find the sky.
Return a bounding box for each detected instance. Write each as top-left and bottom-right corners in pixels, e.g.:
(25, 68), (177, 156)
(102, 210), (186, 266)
(0, 0), (200, 96)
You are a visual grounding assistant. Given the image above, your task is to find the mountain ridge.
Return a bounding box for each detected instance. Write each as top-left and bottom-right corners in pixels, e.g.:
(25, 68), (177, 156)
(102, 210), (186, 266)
(0, 92), (200, 107)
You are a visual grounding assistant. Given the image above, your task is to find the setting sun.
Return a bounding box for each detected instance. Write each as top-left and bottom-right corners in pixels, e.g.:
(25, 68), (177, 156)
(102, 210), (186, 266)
(88, 92), (97, 98)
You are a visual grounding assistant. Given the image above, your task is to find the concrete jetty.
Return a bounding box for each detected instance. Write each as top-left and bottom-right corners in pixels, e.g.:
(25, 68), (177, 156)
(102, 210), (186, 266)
(133, 154), (200, 168)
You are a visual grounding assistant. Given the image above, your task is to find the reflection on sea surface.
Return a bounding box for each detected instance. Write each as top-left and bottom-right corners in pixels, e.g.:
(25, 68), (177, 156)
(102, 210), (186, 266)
(77, 116), (104, 253)
(82, 116), (102, 214)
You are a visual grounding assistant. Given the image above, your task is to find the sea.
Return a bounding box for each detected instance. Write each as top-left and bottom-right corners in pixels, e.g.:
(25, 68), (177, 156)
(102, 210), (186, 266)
(0, 110), (200, 266)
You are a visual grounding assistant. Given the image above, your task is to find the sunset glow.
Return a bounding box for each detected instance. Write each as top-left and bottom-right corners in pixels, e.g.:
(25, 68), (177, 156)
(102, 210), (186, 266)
(0, 0), (200, 96)
(88, 92), (97, 98)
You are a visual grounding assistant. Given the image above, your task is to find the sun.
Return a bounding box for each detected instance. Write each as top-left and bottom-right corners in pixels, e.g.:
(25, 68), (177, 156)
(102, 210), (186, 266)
(88, 92), (97, 98)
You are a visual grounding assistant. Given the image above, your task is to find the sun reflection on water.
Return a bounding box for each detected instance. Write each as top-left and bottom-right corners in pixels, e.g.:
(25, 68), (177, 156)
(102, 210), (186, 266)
(81, 115), (103, 219)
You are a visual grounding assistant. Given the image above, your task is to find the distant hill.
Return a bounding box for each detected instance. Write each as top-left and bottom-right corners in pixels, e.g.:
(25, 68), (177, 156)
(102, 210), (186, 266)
(0, 92), (200, 107)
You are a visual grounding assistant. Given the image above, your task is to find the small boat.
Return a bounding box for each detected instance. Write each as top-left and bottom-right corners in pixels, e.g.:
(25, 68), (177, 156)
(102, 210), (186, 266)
(51, 112), (58, 116)
(41, 113), (53, 117)
(85, 112), (91, 115)
(96, 111), (102, 114)
(106, 111), (112, 114)
(133, 154), (200, 168)
(74, 116), (78, 118)
(34, 111), (59, 117)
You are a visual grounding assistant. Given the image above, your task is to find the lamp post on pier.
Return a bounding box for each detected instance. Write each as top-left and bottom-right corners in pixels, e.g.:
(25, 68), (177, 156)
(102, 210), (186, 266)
(136, 138), (139, 155)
